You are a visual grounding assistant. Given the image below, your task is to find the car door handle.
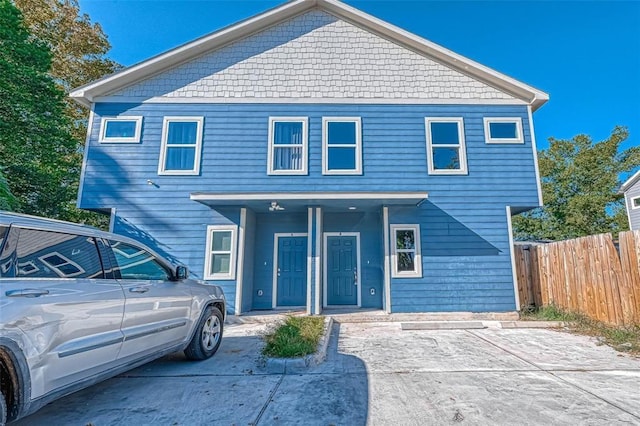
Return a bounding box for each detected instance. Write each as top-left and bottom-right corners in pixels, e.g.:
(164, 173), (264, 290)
(129, 287), (150, 294)
(5, 289), (50, 297)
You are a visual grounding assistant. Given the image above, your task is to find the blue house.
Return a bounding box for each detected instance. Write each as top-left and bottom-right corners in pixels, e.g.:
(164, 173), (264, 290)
(70, 0), (548, 315)
(620, 170), (640, 231)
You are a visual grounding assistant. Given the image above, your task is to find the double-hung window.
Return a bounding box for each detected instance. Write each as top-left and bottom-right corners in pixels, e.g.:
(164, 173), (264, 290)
(632, 196), (640, 209)
(322, 117), (362, 175)
(158, 116), (203, 175)
(390, 224), (422, 278)
(204, 225), (238, 280)
(484, 117), (524, 144)
(425, 118), (467, 175)
(267, 117), (308, 175)
(99, 116), (143, 143)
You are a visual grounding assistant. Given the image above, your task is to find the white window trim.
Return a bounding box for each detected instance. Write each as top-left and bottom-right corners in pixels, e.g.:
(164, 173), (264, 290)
(483, 117), (524, 144)
(390, 224), (422, 278)
(425, 117), (468, 175)
(98, 116), (143, 143)
(322, 117), (363, 175)
(632, 195), (640, 209)
(158, 116), (204, 176)
(267, 117), (308, 175)
(203, 225), (238, 280)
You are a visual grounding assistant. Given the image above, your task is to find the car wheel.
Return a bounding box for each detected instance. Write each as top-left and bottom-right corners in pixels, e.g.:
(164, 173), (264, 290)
(184, 306), (223, 360)
(0, 389), (7, 426)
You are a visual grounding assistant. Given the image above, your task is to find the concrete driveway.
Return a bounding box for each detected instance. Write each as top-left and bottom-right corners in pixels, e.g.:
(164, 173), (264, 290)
(14, 320), (640, 425)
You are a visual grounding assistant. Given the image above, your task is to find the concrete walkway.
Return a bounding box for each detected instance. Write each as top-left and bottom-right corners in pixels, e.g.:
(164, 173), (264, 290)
(14, 320), (640, 425)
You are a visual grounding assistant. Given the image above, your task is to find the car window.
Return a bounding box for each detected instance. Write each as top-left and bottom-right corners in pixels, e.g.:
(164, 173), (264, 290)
(0, 226), (8, 252)
(12, 229), (104, 279)
(109, 240), (170, 281)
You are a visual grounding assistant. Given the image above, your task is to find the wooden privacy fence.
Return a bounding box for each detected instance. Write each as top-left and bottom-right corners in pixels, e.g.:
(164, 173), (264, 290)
(514, 230), (640, 325)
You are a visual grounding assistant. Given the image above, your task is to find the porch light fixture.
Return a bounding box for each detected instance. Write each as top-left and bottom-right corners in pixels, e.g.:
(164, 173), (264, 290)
(269, 201), (284, 211)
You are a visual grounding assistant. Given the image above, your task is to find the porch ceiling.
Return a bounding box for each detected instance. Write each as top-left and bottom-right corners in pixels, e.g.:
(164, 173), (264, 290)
(190, 191), (428, 212)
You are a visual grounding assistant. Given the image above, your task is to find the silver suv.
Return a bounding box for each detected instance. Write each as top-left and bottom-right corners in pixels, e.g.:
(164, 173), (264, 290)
(0, 212), (226, 424)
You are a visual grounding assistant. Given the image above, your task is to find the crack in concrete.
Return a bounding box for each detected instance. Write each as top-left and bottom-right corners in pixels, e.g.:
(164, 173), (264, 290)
(466, 330), (640, 421)
(250, 373), (285, 425)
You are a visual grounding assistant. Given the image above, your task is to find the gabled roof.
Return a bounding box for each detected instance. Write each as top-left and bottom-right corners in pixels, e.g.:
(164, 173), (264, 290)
(69, 0), (549, 110)
(620, 169), (640, 193)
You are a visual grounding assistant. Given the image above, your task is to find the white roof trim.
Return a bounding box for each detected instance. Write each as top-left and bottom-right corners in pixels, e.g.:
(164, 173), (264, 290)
(69, 0), (548, 110)
(620, 169), (640, 193)
(190, 191), (428, 201)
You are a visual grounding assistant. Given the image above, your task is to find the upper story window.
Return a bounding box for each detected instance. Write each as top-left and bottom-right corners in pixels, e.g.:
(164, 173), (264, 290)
(98, 116), (143, 143)
(158, 117), (203, 175)
(267, 117), (308, 175)
(322, 117), (362, 175)
(390, 224), (422, 278)
(204, 225), (238, 280)
(632, 196), (640, 209)
(484, 117), (524, 144)
(425, 118), (467, 175)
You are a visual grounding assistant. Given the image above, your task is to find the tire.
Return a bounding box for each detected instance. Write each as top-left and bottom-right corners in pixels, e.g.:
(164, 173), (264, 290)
(184, 306), (224, 360)
(0, 389), (6, 426)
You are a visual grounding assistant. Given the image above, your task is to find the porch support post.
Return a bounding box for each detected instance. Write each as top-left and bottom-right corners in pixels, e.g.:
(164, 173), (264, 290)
(306, 208), (313, 315)
(383, 206), (392, 313)
(505, 206), (521, 311)
(235, 207), (247, 316)
(314, 207), (323, 315)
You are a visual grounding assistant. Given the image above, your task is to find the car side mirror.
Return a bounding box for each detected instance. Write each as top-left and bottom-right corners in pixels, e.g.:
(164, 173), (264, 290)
(175, 265), (188, 280)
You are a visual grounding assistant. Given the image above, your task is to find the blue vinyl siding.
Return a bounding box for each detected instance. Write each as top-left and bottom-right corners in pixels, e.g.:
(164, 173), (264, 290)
(82, 102), (539, 313)
(626, 182), (640, 231)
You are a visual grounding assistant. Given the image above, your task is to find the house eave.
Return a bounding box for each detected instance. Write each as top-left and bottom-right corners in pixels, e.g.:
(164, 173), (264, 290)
(619, 169), (640, 193)
(69, 0), (549, 110)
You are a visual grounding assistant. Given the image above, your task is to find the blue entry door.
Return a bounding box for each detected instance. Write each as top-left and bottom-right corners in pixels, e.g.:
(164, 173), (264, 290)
(326, 235), (358, 305)
(276, 236), (308, 306)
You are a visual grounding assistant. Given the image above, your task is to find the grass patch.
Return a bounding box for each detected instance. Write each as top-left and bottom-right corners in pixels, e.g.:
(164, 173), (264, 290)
(262, 316), (325, 358)
(522, 305), (640, 356)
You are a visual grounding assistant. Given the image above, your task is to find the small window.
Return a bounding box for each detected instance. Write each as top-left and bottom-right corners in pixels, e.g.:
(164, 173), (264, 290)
(109, 241), (170, 281)
(632, 196), (640, 209)
(322, 117), (362, 175)
(425, 118), (467, 175)
(390, 224), (422, 278)
(99, 117), (143, 143)
(204, 225), (238, 280)
(158, 117), (204, 175)
(484, 117), (524, 144)
(268, 117), (308, 175)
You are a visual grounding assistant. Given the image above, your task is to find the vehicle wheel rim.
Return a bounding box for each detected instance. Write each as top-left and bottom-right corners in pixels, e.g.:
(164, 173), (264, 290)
(201, 314), (221, 351)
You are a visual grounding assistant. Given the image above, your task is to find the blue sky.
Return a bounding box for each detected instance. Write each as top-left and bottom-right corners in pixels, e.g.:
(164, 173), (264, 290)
(78, 0), (640, 155)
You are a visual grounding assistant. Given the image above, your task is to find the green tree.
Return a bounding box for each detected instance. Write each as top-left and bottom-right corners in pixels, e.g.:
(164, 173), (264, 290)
(0, 168), (17, 211)
(513, 126), (640, 240)
(14, 0), (120, 142)
(0, 0), (79, 219)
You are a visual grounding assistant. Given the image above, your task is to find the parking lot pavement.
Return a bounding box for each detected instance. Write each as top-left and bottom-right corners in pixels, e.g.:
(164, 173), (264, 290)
(14, 321), (640, 425)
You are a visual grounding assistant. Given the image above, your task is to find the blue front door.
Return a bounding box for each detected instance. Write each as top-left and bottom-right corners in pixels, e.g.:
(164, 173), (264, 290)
(276, 236), (307, 306)
(326, 235), (358, 305)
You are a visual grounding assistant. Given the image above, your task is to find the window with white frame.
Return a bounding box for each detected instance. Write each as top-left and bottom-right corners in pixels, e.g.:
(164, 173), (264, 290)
(158, 116), (203, 175)
(322, 117), (362, 175)
(204, 225), (238, 280)
(632, 196), (640, 209)
(425, 118), (467, 175)
(390, 224), (422, 278)
(267, 117), (308, 175)
(99, 116), (143, 143)
(483, 117), (524, 144)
